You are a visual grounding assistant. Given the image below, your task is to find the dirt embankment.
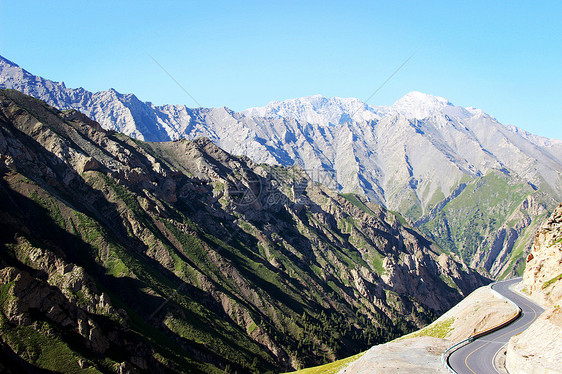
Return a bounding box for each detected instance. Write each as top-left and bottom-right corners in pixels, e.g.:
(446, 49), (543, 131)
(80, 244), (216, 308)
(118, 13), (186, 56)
(339, 286), (517, 374)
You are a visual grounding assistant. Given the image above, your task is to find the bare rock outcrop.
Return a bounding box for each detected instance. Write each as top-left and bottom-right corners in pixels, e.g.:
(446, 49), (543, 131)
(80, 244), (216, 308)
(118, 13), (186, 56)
(523, 203), (562, 307)
(506, 307), (562, 374)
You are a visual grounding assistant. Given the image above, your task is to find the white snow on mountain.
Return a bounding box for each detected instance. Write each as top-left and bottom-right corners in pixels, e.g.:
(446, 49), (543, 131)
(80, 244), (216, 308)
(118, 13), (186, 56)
(243, 90), (480, 127)
(390, 91), (475, 120)
(243, 94), (387, 126)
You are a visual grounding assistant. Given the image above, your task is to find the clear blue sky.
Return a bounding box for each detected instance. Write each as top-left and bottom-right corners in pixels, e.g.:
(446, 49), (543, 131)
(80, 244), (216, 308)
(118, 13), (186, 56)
(1, 1), (561, 139)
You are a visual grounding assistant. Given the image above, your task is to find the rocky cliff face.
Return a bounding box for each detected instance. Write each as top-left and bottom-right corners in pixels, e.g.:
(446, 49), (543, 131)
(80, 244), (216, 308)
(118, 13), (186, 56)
(523, 203), (562, 306)
(0, 89), (487, 373)
(2, 55), (559, 277)
(506, 204), (562, 373)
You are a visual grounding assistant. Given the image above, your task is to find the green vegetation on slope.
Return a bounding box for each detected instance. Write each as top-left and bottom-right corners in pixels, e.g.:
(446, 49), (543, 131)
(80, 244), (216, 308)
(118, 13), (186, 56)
(286, 351), (366, 374)
(543, 274), (562, 289)
(417, 170), (555, 277)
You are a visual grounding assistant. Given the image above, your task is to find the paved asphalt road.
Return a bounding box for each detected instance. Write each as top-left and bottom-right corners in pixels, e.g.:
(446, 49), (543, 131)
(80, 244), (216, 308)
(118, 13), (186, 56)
(448, 277), (544, 373)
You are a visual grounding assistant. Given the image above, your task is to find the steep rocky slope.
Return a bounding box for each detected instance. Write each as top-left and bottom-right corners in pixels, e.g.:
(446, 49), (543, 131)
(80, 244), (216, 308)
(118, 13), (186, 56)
(506, 204), (562, 373)
(2, 55), (559, 277)
(0, 89), (487, 373)
(523, 203), (562, 305)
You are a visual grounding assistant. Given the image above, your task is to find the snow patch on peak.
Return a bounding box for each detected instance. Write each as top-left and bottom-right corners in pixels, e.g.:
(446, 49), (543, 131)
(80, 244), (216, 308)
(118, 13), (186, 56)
(243, 91), (484, 126)
(242, 95), (382, 126)
(392, 91), (473, 120)
(396, 91), (451, 105)
(466, 107), (485, 116)
(304, 94), (326, 102)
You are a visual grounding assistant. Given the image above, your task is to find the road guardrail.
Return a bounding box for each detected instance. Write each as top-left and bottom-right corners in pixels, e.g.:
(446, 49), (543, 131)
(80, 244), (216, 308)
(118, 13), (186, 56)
(441, 281), (522, 373)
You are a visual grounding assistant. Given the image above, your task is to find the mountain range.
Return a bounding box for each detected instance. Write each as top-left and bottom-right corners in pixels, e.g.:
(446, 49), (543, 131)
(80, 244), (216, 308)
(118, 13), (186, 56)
(0, 89), (486, 372)
(1, 55), (561, 278)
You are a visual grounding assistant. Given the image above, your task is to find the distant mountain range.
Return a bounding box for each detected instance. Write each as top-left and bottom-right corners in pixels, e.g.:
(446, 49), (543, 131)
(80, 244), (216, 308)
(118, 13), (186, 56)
(1, 54), (561, 277)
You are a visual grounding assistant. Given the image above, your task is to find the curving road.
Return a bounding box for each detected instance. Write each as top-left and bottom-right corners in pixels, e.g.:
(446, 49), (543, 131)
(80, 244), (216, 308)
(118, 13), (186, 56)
(448, 277), (544, 374)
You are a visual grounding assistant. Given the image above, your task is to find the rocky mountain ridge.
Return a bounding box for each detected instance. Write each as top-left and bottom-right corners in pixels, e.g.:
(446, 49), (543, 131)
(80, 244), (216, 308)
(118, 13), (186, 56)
(0, 89), (487, 373)
(1, 55), (561, 278)
(242, 91), (478, 125)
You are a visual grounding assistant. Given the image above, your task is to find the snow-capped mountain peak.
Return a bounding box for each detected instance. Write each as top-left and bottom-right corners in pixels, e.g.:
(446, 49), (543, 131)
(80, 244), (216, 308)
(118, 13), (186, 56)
(242, 91), (487, 126)
(393, 91), (450, 108)
(391, 91), (474, 120)
(242, 95), (383, 126)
